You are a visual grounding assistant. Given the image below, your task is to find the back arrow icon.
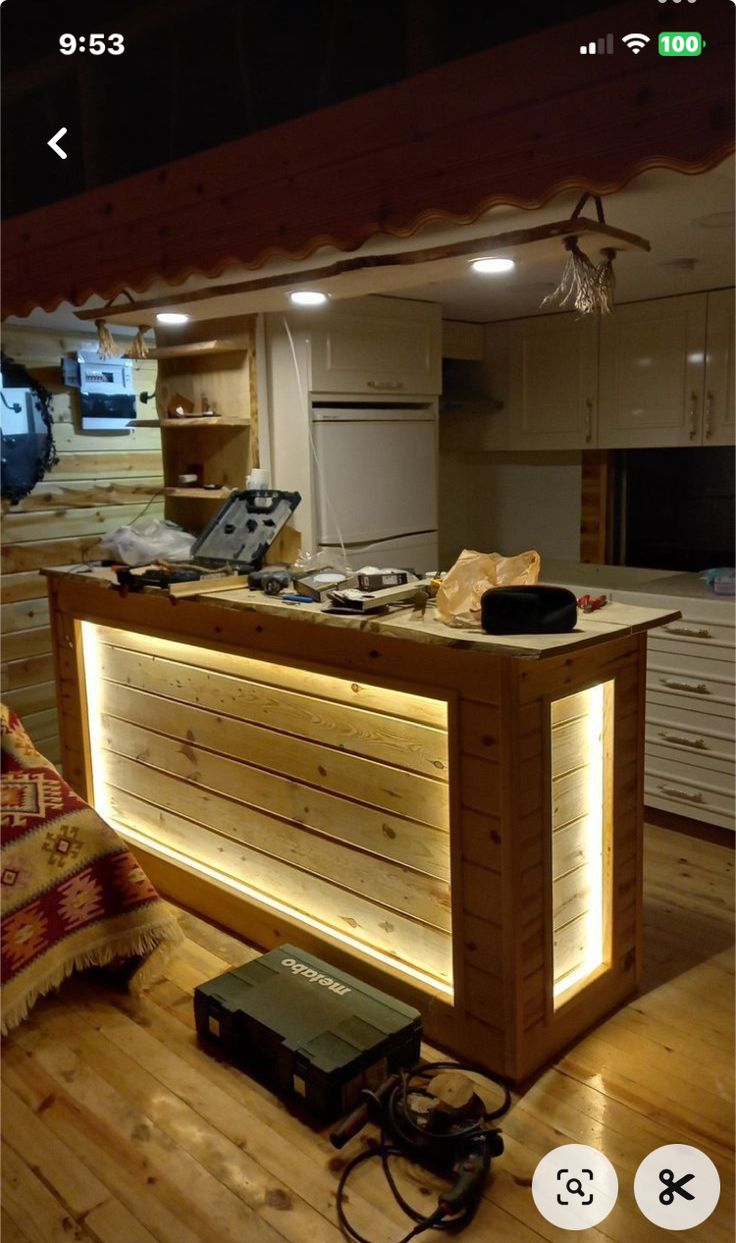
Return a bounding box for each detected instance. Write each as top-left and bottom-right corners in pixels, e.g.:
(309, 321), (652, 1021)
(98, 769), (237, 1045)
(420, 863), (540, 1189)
(48, 127), (68, 159)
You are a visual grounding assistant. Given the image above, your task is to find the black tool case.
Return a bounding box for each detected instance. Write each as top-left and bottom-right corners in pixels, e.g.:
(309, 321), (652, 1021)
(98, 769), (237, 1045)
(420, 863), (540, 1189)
(194, 944), (422, 1120)
(191, 489), (301, 571)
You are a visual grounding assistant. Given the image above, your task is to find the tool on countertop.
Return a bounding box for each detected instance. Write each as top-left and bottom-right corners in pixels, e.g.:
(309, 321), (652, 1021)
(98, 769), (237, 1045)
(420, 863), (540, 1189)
(112, 564), (252, 598)
(247, 567), (292, 595)
(356, 568), (411, 591)
(191, 489), (301, 572)
(113, 565), (203, 596)
(327, 576), (435, 615)
(411, 587), (430, 620)
(577, 593), (608, 613)
(292, 568), (355, 601)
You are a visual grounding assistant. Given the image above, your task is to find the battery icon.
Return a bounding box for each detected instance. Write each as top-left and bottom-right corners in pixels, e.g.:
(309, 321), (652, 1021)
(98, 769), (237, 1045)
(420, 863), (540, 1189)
(658, 31), (705, 55)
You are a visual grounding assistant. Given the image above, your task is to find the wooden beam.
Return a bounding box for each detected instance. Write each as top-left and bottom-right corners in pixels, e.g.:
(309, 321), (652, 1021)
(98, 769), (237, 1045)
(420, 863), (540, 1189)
(73, 217), (650, 322)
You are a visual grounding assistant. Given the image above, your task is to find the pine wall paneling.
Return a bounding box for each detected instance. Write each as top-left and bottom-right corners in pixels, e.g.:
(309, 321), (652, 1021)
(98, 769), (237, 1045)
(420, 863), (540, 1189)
(1, 327), (162, 762)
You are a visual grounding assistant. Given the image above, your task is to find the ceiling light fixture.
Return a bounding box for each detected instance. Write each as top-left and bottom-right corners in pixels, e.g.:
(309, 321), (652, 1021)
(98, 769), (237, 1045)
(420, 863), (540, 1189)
(289, 290), (329, 306)
(156, 312), (190, 324)
(470, 257), (516, 274)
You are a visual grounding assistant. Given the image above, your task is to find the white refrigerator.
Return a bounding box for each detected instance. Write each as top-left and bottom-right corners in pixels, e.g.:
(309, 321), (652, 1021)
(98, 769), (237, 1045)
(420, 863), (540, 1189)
(310, 401), (439, 573)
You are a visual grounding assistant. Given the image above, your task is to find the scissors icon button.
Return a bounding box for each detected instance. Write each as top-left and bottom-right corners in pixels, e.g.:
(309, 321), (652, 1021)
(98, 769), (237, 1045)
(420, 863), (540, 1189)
(658, 1169), (695, 1205)
(636, 1145), (719, 1228)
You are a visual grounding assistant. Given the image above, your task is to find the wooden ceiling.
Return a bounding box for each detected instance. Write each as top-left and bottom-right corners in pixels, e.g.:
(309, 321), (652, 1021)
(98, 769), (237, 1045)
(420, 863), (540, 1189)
(3, 0), (733, 318)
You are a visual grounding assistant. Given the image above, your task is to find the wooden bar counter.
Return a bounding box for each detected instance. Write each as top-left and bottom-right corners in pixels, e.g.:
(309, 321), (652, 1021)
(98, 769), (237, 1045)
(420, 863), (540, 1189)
(45, 568), (678, 1080)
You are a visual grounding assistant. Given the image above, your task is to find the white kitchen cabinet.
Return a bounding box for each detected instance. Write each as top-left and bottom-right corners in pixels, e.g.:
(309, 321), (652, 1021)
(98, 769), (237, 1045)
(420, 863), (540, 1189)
(704, 287), (735, 446)
(451, 289), (733, 452)
(307, 297), (441, 396)
(507, 315), (597, 450)
(597, 293), (709, 448)
(615, 584), (734, 831)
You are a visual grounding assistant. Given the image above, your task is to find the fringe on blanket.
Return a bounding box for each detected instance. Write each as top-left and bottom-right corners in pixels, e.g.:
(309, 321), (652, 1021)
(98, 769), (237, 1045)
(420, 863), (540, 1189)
(1, 916), (183, 1037)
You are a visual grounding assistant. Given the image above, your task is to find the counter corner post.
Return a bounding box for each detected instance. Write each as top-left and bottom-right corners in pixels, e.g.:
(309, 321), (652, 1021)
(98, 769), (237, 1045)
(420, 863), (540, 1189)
(46, 574), (94, 803)
(504, 633), (646, 1080)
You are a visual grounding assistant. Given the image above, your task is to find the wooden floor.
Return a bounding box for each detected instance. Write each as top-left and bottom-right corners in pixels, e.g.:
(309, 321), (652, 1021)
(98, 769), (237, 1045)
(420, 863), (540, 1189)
(2, 822), (733, 1243)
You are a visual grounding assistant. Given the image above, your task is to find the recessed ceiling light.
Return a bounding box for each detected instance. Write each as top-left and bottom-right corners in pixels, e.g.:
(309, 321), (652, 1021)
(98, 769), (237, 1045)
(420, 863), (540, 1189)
(156, 311), (190, 324)
(691, 211), (735, 230)
(289, 290), (329, 306)
(470, 257), (516, 274)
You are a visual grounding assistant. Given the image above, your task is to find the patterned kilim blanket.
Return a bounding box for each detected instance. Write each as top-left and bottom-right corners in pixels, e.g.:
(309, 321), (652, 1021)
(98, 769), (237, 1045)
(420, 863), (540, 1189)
(1, 703), (181, 1034)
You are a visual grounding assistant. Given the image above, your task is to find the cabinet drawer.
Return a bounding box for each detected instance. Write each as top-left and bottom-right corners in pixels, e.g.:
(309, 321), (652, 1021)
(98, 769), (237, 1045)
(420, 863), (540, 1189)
(648, 647), (735, 685)
(646, 726), (734, 772)
(651, 617), (734, 651)
(646, 666), (735, 717)
(645, 789), (732, 830)
(648, 635), (734, 665)
(617, 586), (733, 624)
(647, 697), (735, 739)
(645, 757), (734, 820)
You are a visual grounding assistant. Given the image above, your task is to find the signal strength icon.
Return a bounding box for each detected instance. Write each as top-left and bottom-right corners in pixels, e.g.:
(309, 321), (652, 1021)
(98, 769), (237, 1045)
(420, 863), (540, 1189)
(579, 33), (614, 54)
(622, 32), (651, 53)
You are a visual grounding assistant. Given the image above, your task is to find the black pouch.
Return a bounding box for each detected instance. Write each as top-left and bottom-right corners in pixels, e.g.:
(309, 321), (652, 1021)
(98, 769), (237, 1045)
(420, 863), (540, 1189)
(480, 585), (577, 635)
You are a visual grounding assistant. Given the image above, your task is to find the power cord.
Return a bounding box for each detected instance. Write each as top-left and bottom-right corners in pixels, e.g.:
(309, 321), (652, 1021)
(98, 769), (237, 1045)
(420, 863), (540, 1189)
(332, 1060), (511, 1243)
(281, 315), (349, 570)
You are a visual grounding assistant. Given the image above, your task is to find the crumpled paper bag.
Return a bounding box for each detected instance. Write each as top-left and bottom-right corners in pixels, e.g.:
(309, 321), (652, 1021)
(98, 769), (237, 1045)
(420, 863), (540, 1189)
(436, 549), (541, 628)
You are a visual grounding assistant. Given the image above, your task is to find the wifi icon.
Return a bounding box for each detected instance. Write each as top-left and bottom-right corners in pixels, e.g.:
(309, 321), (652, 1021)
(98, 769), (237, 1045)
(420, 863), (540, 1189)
(622, 32), (651, 53)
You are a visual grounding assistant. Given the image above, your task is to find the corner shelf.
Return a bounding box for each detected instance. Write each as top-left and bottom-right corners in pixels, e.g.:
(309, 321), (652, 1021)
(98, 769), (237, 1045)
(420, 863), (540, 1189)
(155, 314), (256, 537)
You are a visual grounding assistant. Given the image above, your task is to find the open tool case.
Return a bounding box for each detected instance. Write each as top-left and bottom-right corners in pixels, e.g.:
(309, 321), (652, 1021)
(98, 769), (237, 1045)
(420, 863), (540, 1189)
(192, 489), (301, 571)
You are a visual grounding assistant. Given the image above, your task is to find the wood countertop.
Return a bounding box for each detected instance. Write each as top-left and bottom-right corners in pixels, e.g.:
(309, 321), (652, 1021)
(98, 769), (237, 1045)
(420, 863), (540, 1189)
(43, 566), (681, 660)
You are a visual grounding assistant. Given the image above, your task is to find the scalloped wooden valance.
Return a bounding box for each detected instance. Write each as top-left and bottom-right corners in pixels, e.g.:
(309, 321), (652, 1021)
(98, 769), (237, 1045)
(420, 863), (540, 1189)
(2, 0), (733, 318)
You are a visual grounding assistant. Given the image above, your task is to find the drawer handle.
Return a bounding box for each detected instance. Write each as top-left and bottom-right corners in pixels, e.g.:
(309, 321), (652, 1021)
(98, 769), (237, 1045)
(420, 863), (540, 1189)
(659, 784), (704, 804)
(688, 391), (698, 440)
(663, 624), (713, 640)
(367, 379), (405, 391)
(584, 398), (593, 444)
(659, 676), (709, 694)
(658, 730), (708, 750)
(704, 390), (714, 440)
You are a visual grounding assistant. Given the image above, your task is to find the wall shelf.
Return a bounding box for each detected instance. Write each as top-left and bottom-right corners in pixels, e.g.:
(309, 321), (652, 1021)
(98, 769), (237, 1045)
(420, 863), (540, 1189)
(164, 487), (233, 498)
(155, 315), (256, 535)
(160, 417), (249, 428)
(148, 339), (248, 360)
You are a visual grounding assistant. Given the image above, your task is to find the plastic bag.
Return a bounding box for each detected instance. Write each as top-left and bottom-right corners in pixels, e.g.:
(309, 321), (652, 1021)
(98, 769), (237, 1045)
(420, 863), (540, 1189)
(292, 548), (353, 575)
(436, 548), (541, 628)
(98, 518), (196, 566)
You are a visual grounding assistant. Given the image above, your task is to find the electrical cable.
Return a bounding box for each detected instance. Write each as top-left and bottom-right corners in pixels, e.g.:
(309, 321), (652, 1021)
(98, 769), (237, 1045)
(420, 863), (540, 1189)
(281, 315), (349, 570)
(334, 1059), (511, 1243)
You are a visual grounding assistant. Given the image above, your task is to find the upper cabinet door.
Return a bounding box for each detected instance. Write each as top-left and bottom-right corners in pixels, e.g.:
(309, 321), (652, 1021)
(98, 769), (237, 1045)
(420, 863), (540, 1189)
(308, 298), (441, 395)
(597, 294), (707, 448)
(507, 315), (598, 450)
(704, 288), (735, 447)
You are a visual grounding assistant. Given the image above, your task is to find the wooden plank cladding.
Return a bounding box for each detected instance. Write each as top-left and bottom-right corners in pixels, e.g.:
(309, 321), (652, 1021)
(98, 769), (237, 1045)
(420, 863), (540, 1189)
(87, 623), (453, 991)
(48, 572), (664, 1080)
(0, 325), (162, 761)
(550, 682), (613, 1003)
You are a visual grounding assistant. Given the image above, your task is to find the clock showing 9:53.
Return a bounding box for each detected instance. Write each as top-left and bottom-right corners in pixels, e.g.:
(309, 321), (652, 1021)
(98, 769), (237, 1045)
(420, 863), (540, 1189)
(59, 33), (125, 55)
